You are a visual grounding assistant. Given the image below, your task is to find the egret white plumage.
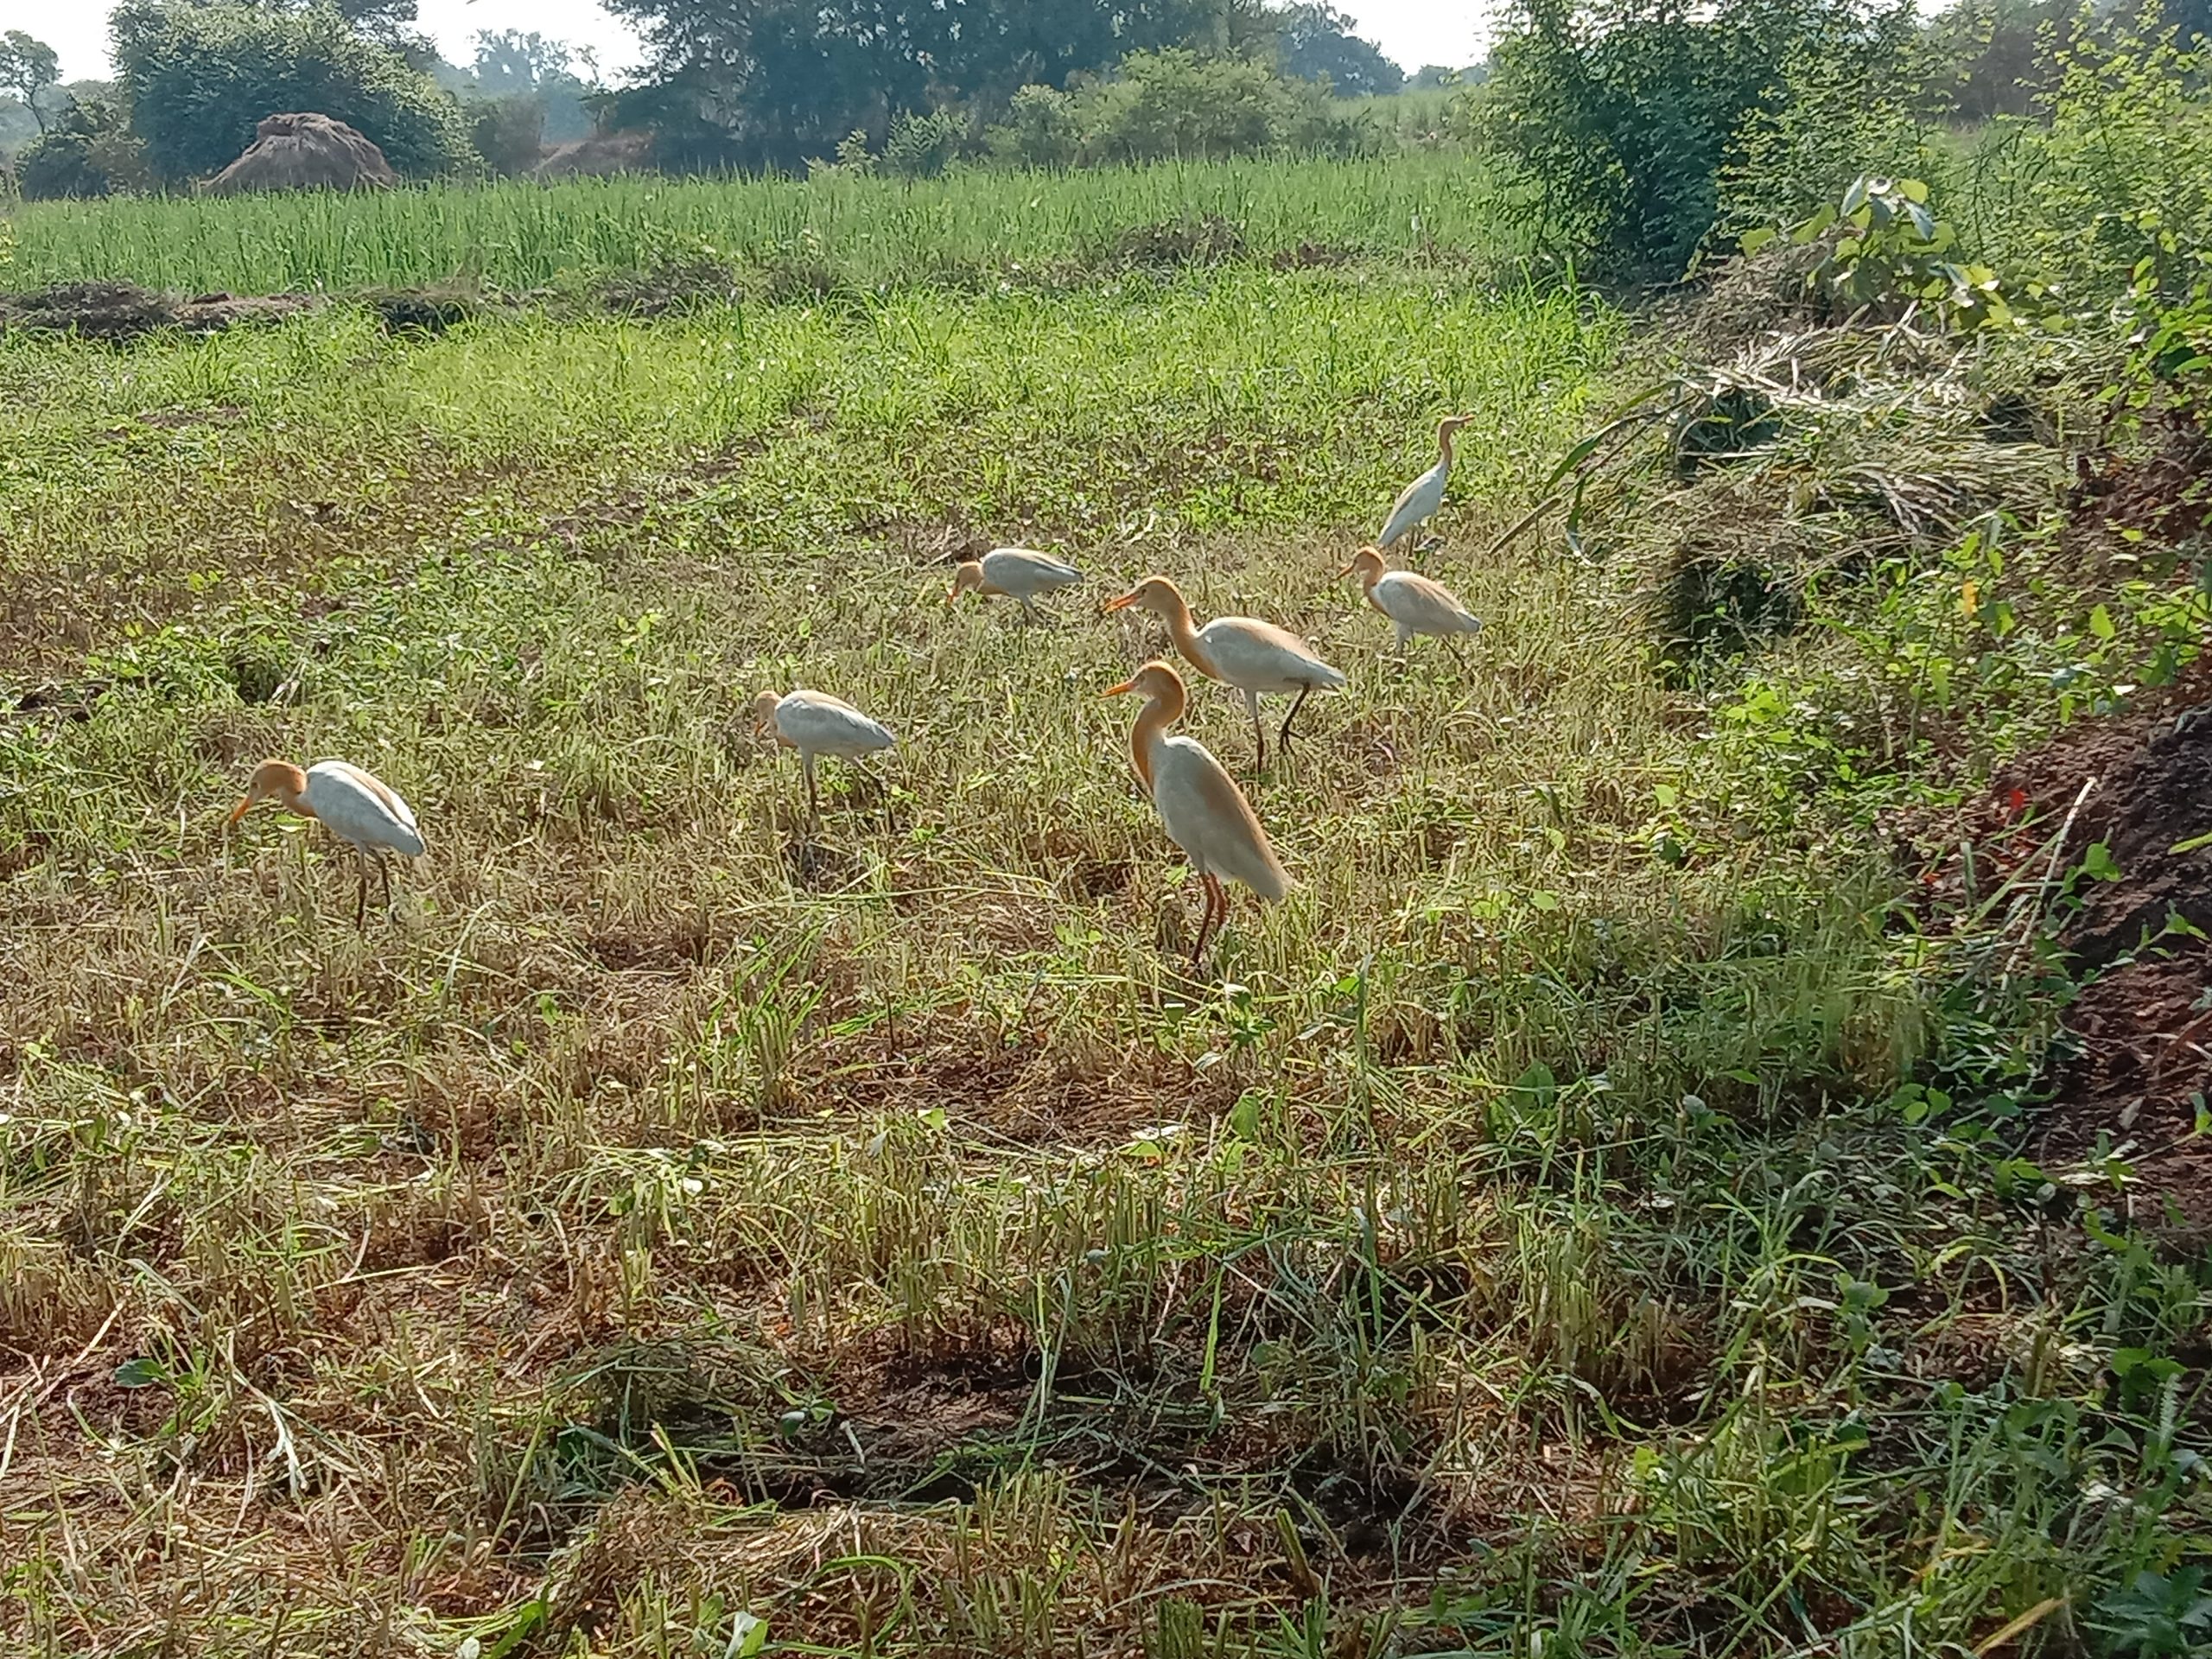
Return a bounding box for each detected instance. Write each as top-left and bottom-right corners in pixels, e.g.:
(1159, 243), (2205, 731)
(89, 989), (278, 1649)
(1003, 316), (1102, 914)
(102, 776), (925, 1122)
(1340, 545), (1484, 668)
(228, 758), (425, 929)
(752, 689), (896, 819)
(949, 547), (1084, 621)
(1107, 659), (1291, 963)
(1103, 575), (1345, 772)
(1377, 414), (1474, 551)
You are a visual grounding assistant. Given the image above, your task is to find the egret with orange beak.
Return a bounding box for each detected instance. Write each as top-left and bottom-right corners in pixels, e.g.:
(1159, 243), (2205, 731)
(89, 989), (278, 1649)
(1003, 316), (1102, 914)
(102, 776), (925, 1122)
(949, 547), (1084, 622)
(752, 689), (896, 820)
(1339, 545), (1484, 668)
(228, 759), (425, 929)
(1107, 659), (1291, 963)
(1103, 575), (1344, 772)
(1378, 414), (1475, 551)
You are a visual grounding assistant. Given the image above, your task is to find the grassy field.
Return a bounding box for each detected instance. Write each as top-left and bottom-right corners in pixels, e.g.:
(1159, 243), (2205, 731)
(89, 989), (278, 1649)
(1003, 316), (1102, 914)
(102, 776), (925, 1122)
(0, 155), (1533, 296)
(1, 182), (2208, 1659)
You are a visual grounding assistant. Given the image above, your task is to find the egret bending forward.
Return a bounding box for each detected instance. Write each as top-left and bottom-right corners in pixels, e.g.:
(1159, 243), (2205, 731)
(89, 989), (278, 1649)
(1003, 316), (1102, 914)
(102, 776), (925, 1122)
(1340, 545), (1484, 668)
(752, 689), (896, 820)
(1104, 575), (1345, 772)
(1108, 660), (1291, 963)
(229, 759), (425, 929)
(1378, 414), (1475, 551)
(949, 547), (1084, 621)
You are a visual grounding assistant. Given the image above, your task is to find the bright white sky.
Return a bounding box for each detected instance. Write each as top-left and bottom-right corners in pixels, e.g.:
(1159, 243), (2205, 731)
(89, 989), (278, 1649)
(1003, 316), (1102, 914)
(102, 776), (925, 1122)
(27, 1), (1489, 86)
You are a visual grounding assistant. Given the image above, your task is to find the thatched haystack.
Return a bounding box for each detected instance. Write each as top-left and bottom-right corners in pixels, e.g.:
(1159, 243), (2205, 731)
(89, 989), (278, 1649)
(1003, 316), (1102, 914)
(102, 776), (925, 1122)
(535, 130), (654, 180)
(205, 112), (397, 194)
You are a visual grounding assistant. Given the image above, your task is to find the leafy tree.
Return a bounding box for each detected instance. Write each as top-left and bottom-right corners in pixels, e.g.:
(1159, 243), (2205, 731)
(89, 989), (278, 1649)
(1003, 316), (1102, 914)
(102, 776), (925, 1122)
(0, 31), (60, 130)
(472, 30), (575, 94)
(598, 0), (1276, 167)
(1920, 0), (2072, 118)
(18, 94), (149, 198)
(1268, 3), (1403, 94)
(1408, 63), (1465, 90)
(112, 0), (476, 181)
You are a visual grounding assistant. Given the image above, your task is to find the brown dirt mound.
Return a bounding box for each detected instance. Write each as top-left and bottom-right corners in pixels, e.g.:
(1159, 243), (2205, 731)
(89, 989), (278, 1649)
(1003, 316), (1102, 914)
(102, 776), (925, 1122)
(0, 282), (321, 340)
(2064, 411), (2212, 556)
(1980, 662), (2212, 1233)
(205, 111), (397, 194)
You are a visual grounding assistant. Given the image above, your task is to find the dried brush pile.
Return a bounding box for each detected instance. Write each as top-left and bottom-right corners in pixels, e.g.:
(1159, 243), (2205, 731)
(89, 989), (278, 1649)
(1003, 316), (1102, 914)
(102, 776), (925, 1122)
(1548, 275), (2076, 673)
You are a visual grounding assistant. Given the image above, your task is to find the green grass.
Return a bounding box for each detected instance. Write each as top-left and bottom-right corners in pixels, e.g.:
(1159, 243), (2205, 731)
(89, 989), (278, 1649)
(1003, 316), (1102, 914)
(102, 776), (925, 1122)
(1, 250), (2205, 1659)
(0, 154), (1534, 296)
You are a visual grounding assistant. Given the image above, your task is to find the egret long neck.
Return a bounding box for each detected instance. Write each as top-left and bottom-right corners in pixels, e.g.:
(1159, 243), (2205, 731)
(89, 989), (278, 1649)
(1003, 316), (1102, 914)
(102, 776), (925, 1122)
(1358, 564), (1384, 599)
(1437, 425), (1458, 475)
(1161, 593), (1221, 682)
(1129, 687), (1184, 792)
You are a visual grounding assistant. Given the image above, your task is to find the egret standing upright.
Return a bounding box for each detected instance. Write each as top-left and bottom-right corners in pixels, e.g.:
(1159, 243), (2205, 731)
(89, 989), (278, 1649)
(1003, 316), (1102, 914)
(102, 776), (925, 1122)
(228, 758), (425, 929)
(1378, 414), (1475, 552)
(1106, 659), (1291, 963)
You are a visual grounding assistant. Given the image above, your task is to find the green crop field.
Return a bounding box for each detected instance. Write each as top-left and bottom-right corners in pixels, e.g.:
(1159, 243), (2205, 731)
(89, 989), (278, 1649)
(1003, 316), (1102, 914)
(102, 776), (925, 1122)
(2, 155), (1537, 296)
(2, 162), (2207, 1659)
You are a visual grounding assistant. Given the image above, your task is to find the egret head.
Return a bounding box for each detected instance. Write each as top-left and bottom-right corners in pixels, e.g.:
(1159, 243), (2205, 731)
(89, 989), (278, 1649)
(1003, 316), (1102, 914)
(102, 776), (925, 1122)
(749, 690), (785, 730)
(229, 759), (309, 826)
(1103, 659), (1186, 706)
(949, 560), (986, 602)
(1438, 414), (1474, 441)
(1337, 545), (1388, 582)
(1103, 575), (1185, 620)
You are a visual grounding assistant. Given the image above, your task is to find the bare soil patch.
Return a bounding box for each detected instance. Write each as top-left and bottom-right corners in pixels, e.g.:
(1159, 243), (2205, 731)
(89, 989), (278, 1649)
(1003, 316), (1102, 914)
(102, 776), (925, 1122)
(1980, 660), (2212, 1232)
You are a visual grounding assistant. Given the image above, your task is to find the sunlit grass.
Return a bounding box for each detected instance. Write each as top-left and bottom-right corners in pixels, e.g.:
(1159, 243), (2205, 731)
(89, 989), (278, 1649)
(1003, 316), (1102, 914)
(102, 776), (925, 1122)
(0, 247), (2200, 1659)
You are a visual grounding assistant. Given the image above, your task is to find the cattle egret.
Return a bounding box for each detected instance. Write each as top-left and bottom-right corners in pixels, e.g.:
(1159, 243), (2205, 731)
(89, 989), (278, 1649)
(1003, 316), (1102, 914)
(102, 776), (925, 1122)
(1340, 545), (1484, 668)
(1103, 575), (1346, 772)
(1107, 659), (1291, 963)
(950, 547), (1084, 621)
(228, 758), (425, 929)
(752, 689), (896, 819)
(1378, 414), (1475, 551)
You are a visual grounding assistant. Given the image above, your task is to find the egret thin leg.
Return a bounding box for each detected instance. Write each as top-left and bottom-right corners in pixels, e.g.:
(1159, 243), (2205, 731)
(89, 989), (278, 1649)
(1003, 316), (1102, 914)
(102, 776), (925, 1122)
(803, 753), (821, 820)
(1277, 685), (1314, 759)
(376, 855), (394, 912)
(1191, 873), (1226, 963)
(1243, 688), (1268, 773)
(353, 852), (369, 932)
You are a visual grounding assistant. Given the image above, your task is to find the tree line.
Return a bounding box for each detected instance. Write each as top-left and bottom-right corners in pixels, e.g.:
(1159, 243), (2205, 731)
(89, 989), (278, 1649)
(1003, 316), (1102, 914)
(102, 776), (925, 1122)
(0, 0), (1435, 197)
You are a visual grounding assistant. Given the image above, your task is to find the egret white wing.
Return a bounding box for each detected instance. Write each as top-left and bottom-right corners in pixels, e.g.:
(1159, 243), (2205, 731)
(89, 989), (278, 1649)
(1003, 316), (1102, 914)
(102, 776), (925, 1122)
(984, 548), (1083, 594)
(305, 760), (424, 857)
(1378, 463), (1446, 548)
(779, 690), (896, 757)
(1149, 736), (1291, 901)
(1198, 619), (1347, 693)
(1374, 570), (1482, 636)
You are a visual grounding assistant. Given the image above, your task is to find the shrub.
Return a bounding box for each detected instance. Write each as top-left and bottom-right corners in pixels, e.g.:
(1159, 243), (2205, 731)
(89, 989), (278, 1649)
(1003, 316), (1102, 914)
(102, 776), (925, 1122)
(881, 108), (963, 178)
(1716, 6), (1934, 244)
(112, 0), (476, 182)
(983, 84), (1080, 168)
(16, 95), (148, 200)
(1479, 0), (1913, 279)
(1975, 4), (2212, 303)
(1076, 48), (1290, 164)
(468, 96), (544, 177)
